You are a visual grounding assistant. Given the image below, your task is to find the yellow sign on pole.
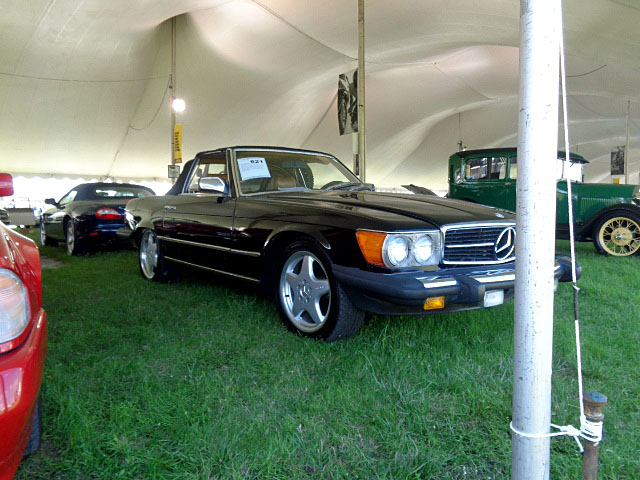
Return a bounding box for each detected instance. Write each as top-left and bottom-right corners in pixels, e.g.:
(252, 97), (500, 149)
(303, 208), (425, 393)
(173, 124), (183, 164)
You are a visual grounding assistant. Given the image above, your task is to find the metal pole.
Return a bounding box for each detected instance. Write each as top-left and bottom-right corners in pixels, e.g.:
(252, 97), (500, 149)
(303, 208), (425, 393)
(170, 17), (177, 168)
(582, 392), (608, 480)
(512, 1), (560, 479)
(357, 0), (366, 182)
(624, 100), (630, 184)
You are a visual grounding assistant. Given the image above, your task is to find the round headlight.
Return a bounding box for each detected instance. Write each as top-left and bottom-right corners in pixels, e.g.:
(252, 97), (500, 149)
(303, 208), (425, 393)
(0, 269), (30, 344)
(386, 236), (409, 266)
(414, 235), (433, 264)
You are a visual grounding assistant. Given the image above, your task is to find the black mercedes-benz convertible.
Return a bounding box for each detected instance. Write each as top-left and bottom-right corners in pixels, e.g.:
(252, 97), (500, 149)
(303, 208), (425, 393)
(123, 146), (571, 341)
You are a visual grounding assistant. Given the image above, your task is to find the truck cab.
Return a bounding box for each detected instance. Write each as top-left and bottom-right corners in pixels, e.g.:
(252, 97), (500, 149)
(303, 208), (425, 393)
(448, 148), (640, 256)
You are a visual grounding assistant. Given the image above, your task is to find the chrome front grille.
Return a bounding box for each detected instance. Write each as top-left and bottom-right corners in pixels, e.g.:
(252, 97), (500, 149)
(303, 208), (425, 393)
(442, 222), (516, 265)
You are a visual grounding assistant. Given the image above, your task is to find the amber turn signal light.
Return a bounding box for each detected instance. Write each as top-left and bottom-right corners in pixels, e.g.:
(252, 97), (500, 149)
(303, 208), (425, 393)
(424, 296), (445, 310)
(356, 231), (387, 267)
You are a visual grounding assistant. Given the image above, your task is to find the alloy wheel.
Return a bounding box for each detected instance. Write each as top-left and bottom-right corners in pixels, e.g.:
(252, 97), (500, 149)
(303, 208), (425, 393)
(65, 222), (75, 255)
(140, 230), (158, 279)
(279, 251), (331, 332)
(39, 223), (46, 246)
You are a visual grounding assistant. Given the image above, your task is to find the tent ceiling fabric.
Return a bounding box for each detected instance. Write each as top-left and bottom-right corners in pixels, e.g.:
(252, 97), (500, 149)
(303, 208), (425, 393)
(1, 0), (639, 190)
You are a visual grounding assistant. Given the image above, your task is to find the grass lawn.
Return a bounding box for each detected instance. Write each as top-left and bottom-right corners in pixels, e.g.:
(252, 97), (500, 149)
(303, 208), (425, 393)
(14, 235), (640, 479)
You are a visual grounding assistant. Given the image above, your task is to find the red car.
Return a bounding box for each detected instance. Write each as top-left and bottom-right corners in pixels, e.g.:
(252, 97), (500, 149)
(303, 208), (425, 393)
(0, 174), (47, 479)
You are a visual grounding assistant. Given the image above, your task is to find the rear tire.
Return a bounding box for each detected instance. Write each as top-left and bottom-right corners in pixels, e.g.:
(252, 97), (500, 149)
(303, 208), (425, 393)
(592, 211), (640, 257)
(23, 397), (42, 457)
(139, 229), (175, 282)
(65, 219), (83, 256)
(274, 240), (364, 341)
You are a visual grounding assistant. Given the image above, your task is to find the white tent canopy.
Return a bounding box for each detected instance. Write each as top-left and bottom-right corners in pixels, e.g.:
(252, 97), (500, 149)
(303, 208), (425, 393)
(1, 0), (639, 191)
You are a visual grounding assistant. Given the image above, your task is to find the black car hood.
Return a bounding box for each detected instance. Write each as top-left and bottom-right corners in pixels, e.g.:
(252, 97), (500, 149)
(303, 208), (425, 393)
(263, 191), (513, 228)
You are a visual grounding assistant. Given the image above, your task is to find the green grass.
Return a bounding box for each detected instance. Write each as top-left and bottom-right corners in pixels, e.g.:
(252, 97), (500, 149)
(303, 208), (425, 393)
(15, 235), (640, 479)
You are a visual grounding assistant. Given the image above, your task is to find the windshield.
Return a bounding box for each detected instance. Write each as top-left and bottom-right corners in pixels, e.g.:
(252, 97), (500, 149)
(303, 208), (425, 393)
(234, 149), (361, 195)
(556, 157), (584, 182)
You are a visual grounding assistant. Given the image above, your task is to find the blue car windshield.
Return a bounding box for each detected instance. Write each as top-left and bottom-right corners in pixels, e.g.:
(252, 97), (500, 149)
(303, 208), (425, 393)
(90, 186), (153, 199)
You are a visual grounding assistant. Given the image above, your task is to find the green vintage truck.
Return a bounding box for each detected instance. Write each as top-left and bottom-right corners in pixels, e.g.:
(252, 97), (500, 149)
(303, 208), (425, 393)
(448, 148), (640, 257)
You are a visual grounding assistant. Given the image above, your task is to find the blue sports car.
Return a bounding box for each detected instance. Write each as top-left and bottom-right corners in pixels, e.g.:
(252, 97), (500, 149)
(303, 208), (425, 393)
(40, 182), (154, 255)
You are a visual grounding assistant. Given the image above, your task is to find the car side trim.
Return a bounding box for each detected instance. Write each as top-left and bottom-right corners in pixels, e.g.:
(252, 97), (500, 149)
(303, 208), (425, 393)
(157, 235), (261, 257)
(164, 256), (260, 283)
(228, 247), (261, 257)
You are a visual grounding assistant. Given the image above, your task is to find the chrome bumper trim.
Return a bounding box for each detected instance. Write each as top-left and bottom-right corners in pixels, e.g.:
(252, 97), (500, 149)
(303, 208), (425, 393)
(417, 277), (459, 289)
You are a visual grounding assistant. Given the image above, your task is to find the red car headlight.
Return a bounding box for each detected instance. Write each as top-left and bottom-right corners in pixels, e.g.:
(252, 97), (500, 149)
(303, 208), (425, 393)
(0, 268), (30, 344)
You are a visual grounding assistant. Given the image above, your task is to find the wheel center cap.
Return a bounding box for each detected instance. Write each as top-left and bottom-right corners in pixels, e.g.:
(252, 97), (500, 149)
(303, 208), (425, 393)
(298, 282), (312, 300)
(612, 228), (631, 245)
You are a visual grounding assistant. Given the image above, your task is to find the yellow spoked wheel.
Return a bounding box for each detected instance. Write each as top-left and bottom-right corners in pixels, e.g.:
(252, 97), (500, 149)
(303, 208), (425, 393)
(596, 215), (640, 256)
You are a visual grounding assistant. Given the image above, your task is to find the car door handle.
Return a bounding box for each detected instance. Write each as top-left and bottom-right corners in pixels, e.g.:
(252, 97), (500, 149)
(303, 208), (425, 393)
(164, 205), (177, 211)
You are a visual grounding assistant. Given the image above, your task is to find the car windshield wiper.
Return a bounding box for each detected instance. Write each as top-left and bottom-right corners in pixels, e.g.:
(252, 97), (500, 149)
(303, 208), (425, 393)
(325, 182), (374, 191)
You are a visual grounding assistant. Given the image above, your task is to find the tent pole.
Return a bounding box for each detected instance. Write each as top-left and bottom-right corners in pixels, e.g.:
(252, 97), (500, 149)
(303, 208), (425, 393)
(170, 17), (177, 171)
(512, 1), (560, 479)
(624, 100), (630, 184)
(357, 0), (366, 182)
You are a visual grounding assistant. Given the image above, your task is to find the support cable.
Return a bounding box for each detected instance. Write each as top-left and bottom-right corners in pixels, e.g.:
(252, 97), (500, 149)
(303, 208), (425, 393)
(509, 1), (603, 454)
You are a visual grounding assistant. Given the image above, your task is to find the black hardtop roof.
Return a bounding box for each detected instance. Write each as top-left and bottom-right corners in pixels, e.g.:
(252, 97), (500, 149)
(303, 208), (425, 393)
(453, 148), (588, 163)
(58, 182), (154, 202)
(194, 146), (334, 158)
(76, 182), (154, 190)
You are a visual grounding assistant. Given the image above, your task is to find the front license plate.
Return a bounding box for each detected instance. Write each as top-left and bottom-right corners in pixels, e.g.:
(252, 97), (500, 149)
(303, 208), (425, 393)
(484, 290), (504, 307)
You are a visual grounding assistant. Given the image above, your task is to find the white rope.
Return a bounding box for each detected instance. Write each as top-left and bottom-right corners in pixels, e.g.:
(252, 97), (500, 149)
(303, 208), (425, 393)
(559, 0), (588, 427)
(509, 415), (603, 454)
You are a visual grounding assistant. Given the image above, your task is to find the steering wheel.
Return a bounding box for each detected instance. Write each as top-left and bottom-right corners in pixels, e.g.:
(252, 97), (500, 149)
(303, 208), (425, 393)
(321, 180), (344, 190)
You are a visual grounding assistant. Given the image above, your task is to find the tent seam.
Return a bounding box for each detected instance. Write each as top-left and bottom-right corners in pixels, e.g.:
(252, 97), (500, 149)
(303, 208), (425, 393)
(249, 0), (355, 60)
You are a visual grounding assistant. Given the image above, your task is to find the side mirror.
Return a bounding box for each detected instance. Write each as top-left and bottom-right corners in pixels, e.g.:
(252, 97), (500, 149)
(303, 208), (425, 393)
(44, 198), (57, 206)
(0, 173), (13, 197)
(199, 176), (228, 195)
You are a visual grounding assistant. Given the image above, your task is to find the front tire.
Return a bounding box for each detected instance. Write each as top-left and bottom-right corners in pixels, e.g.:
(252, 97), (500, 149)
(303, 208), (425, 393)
(39, 221), (57, 247)
(23, 397), (42, 457)
(139, 229), (174, 282)
(592, 211), (640, 257)
(275, 241), (364, 341)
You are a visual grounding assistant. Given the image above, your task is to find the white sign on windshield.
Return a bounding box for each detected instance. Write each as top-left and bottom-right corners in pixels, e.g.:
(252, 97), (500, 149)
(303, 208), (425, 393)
(237, 157), (271, 180)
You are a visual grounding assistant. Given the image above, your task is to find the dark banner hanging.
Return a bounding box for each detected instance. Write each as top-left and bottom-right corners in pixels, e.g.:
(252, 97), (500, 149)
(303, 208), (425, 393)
(338, 68), (358, 135)
(611, 147), (624, 176)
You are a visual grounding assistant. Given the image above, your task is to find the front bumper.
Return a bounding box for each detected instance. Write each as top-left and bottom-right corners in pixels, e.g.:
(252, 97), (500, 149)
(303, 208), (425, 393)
(334, 260), (575, 316)
(116, 226), (133, 241)
(0, 309), (47, 480)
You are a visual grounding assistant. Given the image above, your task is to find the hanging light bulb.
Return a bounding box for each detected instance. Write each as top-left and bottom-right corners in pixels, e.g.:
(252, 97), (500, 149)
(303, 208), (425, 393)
(171, 97), (186, 113)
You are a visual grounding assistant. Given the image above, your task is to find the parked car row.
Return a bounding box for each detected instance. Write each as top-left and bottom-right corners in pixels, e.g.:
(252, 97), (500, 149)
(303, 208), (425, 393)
(2, 145), (608, 477)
